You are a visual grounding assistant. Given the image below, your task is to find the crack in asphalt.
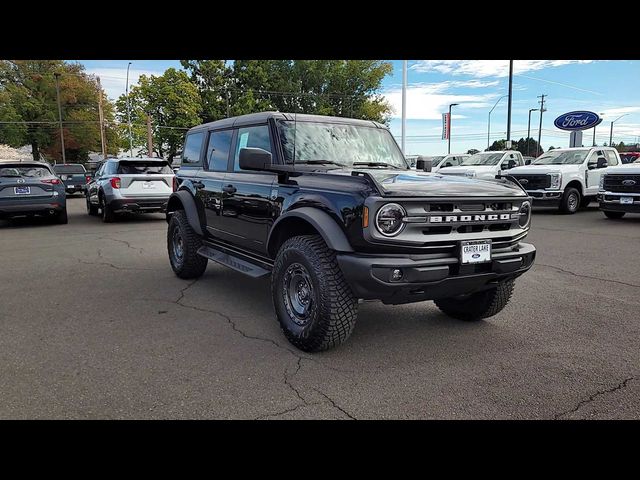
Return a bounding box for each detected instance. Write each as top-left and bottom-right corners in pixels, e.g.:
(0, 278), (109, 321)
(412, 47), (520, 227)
(314, 389), (356, 420)
(76, 258), (156, 271)
(254, 402), (325, 420)
(554, 376), (635, 420)
(99, 235), (145, 255)
(536, 263), (640, 289)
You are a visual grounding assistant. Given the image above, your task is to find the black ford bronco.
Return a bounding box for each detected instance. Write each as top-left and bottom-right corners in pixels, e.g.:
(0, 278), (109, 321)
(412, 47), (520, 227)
(166, 112), (536, 352)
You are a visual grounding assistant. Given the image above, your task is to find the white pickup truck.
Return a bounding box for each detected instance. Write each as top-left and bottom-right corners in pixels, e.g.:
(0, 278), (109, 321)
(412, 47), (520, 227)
(438, 151), (525, 180)
(597, 159), (640, 218)
(508, 147), (622, 214)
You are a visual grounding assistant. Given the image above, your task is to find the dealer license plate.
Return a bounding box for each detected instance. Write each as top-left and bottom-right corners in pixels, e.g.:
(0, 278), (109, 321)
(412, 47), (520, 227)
(142, 182), (156, 189)
(14, 186), (31, 195)
(620, 197), (633, 205)
(461, 240), (491, 264)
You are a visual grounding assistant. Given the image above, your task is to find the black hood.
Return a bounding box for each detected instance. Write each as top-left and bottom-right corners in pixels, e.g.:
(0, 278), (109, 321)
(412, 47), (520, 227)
(326, 168), (526, 197)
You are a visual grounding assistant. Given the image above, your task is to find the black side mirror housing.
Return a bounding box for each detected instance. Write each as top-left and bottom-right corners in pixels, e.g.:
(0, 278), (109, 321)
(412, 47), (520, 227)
(239, 147), (272, 171)
(597, 157), (608, 168)
(416, 156), (433, 172)
(506, 159), (517, 169)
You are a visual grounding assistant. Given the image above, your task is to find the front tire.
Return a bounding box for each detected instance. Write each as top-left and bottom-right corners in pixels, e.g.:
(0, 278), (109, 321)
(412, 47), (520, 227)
(603, 210), (625, 219)
(167, 210), (208, 279)
(434, 279), (515, 322)
(271, 235), (358, 352)
(560, 187), (581, 214)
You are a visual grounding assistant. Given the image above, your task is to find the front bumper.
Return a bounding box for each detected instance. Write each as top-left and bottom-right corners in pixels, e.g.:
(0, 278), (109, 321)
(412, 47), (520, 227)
(598, 192), (640, 213)
(526, 190), (563, 204)
(337, 242), (536, 305)
(109, 196), (169, 213)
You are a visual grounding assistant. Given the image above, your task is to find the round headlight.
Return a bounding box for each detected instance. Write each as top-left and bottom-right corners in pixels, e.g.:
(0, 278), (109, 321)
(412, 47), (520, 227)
(518, 201), (531, 228)
(375, 203), (406, 236)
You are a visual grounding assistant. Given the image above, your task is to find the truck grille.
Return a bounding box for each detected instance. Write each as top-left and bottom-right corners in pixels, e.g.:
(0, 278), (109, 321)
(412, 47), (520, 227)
(512, 174), (551, 190)
(604, 174), (640, 193)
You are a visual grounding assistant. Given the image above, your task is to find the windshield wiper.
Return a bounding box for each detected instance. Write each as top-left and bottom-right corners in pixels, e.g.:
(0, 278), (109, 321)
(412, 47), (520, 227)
(353, 162), (402, 170)
(297, 160), (347, 167)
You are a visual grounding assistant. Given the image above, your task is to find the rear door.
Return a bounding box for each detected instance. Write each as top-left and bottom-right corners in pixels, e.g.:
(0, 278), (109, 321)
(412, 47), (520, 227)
(116, 161), (174, 197)
(199, 128), (233, 238)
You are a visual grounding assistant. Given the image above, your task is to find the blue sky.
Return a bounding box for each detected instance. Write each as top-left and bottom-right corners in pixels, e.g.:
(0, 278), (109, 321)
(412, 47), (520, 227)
(78, 60), (640, 155)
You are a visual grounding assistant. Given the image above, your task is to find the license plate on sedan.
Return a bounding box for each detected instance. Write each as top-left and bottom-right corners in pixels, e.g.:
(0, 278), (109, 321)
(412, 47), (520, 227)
(461, 240), (491, 264)
(14, 186), (31, 195)
(620, 197), (634, 205)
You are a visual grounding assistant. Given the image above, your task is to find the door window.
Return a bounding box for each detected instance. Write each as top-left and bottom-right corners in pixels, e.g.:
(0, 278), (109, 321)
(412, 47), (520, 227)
(604, 150), (619, 166)
(206, 129), (233, 171)
(182, 132), (205, 165)
(233, 125), (272, 172)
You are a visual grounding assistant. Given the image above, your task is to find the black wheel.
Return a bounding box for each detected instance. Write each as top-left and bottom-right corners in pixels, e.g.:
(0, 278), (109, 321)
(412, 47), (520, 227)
(603, 210), (625, 219)
(560, 187), (581, 214)
(434, 279), (515, 322)
(54, 208), (68, 224)
(86, 194), (99, 216)
(99, 195), (115, 223)
(271, 235), (358, 352)
(167, 210), (208, 279)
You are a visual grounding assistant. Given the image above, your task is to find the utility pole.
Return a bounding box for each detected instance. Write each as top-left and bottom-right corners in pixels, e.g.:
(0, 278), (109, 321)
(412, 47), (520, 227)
(97, 77), (107, 160)
(527, 108), (538, 156)
(126, 62), (133, 157)
(537, 94), (547, 156)
(146, 114), (154, 157)
(54, 73), (66, 163)
(506, 60), (513, 143)
(401, 60), (407, 154)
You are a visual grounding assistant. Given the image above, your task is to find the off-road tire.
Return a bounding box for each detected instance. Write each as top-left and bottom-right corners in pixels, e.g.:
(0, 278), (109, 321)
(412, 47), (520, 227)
(560, 187), (581, 214)
(434, 279), (515, 322)
(603, 210), (625, 219)
(99, 195), (116, 223)
(86, 195), (99, 216)
(272, 234), (358, 352)
(167, 209), (208, 279)
(54, 208), (68, 224)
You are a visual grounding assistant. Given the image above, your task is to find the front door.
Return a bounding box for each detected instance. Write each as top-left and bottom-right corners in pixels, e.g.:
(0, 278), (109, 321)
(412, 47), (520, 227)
(585, 149), (606, 195)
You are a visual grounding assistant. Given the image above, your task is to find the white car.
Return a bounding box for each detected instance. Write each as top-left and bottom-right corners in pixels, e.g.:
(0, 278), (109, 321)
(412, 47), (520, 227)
(415, 154), (470, 173)
(509, 147), (622, 214)
(438, 151), (525, 180)
(597, 159), (640, 219)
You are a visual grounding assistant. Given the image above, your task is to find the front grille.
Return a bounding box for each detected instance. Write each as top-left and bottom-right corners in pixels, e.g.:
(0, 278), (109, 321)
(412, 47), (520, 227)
(604, 175), (640, 193)
(513, 174), (551, 190)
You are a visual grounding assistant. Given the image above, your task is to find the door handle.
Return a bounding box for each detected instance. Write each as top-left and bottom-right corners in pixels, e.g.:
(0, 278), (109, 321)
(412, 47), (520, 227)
(192, 181), (204, 189)
(223, 184), (237, 194)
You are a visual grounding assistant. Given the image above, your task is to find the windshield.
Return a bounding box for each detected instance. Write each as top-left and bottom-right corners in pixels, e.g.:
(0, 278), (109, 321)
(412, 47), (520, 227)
(0, 164), (51, 177)
(460, 153), (503, 166)
(117, 161), (173, 175)
(277, 120), (409, 169)
(533, 149), (590, 165)
(53, 164), (86, 174)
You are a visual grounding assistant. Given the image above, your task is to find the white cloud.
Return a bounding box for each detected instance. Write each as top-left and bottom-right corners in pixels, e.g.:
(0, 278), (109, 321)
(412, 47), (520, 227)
(411, 60), (594, 78)
(83, 67), (170, 100)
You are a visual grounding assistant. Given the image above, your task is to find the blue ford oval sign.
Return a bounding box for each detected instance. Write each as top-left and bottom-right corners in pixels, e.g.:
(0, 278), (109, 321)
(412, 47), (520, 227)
(554, 111), (602, 131)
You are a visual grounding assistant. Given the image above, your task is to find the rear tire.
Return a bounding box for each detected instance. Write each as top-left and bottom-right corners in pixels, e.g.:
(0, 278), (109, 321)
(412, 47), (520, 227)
(54, 208), (68, 224)
(560, 187), (581, 214)
(167, 210), (208, 279)
(100, 195), (116, 223)
(271, 235), (358, 352)
(434, 279), (515, 322)
(603, 210), (625, 219)
(86, 195), (99, 216)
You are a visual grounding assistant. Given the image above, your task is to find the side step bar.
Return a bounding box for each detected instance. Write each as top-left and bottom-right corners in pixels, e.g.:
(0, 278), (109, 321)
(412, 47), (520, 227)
(197, 245), (271, 278)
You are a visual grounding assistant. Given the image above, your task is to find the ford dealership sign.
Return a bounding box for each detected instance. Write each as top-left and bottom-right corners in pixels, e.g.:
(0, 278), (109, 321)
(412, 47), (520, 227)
(554, 111), (602, 131)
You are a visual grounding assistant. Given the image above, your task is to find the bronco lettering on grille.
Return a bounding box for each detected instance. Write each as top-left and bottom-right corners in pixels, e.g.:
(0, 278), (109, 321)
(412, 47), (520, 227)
(429, 214), (512, 223)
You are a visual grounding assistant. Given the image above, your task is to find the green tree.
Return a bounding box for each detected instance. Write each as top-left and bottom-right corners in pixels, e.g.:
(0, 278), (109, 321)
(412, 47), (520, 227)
(116, 68), (202, 161)
(489, 137), (543, 155)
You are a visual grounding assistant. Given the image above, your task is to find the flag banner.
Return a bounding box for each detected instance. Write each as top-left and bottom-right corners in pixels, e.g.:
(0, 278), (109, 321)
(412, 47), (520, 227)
(442, 113), (450, 140)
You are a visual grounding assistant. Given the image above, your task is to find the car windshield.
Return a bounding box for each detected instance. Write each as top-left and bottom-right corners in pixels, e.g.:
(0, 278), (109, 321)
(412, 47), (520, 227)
(0, 164), (51, 177)
(533, 149), (590, 165)
(459, 153), (504, 166)
(277, 120), (409, 169)
(117, 161), (173, 174)
(53, 164), (86, 174)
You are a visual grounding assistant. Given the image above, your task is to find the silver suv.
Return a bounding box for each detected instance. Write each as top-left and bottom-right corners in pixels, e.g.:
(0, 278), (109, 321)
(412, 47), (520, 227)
(86, 157), (175, 222)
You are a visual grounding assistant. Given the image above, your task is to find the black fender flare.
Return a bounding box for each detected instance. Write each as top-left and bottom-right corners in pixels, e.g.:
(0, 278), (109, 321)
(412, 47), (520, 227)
(166, 190), (203, 236)
(268, 207), (354, 254)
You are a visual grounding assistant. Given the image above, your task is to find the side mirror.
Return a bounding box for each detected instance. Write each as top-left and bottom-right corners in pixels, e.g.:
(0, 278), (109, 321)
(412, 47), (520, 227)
(239, 147), (272, 171)
(504, 159), (516, 170)
(525, 159), (532, 165)
(444, 162), (453, 167)
(415, 156), (433, 172)
(597, 157), (608, 169)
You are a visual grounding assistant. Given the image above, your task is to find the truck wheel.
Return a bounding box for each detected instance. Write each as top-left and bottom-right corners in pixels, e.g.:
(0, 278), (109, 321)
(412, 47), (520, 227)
(86, 195), (99, 216)
(603, 210), (625, 219)
(272, 235), (358, 352)
(167, 210), (208, 279)
(434, 279), (514, 322)
(560, 187), (580, 214)
(99, 195), (116, 223)
(54, 208), (68, 224)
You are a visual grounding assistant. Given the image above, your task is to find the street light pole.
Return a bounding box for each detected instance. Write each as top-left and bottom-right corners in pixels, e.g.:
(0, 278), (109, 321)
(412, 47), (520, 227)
(537, 94), (547, 156)
(401, 60), (407, 154)
(487, 95), (508, 150)
(126, 62), (133, 157)
(448, 103), (458, 154)
(54, 73), (66, 163)
(609, 113), (629, 146)
(506, 60), (513, 143)
(527, 108), (539, 156)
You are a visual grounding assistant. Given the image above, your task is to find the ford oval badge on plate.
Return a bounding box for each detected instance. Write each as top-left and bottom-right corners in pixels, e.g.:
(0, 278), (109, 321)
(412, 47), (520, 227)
(554, 111), (602, 131)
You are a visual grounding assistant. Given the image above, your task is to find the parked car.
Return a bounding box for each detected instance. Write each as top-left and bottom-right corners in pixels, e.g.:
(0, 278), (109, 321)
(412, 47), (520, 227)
(166, 112), (536, 352)
(411, 154), (471, 173)
(597, 161), (640, 218)
(0, 161), (68, 223)
(438, 151), (525, 179)
(509, 147), (622, 214)
(85, 157), (175, 222)
(619, 152), (640, 164)
(52, 163), (90, 195)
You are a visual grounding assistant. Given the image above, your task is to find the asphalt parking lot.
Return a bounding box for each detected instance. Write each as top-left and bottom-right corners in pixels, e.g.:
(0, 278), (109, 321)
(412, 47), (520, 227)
(1, 197), (638, 419)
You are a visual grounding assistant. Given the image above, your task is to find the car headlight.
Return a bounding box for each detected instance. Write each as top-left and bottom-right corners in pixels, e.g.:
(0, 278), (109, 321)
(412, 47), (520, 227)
(465, 170), (476, 178)
(548, 172), (561, 190)
(518, 201), (531, 228)
(599, 174), (606, 190)
(375, 203), (406, 237)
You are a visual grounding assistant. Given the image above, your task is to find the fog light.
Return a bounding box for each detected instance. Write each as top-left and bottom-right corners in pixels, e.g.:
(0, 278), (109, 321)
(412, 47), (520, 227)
(391, 268), (403, 281)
